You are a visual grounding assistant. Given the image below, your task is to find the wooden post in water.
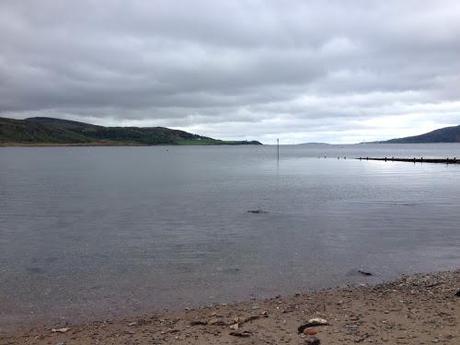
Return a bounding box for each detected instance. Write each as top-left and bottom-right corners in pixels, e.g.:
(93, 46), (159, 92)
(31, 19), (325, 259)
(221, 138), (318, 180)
(277, 138), (280, 163)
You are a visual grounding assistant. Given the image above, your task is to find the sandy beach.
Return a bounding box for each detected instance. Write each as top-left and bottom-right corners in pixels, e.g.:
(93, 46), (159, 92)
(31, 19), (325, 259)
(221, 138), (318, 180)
(1, 270), (458, 345)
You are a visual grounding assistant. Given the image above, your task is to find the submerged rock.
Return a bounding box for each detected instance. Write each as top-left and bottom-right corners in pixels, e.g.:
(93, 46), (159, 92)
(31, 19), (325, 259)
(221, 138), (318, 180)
(358, 270), (373, 276)
(247, 209), (268, 214)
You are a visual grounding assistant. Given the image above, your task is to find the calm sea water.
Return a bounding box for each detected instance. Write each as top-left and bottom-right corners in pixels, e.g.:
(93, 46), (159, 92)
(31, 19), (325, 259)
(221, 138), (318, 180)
(1, 144), (460, 329)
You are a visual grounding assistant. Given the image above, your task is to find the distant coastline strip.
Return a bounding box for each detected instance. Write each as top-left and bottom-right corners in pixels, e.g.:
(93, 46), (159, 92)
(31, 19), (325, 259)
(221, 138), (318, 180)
(357, 157), (460, 164)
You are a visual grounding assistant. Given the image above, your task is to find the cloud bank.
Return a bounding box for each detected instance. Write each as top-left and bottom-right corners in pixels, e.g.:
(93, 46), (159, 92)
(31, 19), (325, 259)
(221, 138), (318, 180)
(1, 0), (460, 143)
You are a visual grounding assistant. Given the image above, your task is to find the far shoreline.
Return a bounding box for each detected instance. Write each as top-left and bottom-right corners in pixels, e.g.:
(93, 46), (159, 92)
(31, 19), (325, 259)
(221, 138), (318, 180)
(0, 142), (263, 147)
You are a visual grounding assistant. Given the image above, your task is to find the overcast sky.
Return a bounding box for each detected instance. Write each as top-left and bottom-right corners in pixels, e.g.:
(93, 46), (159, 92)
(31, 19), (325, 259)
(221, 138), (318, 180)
(1, 1), (459, 143)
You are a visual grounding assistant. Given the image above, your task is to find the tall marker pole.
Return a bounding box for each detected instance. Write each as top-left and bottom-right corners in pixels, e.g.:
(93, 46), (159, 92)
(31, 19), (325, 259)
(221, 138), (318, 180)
(277, 138), (280, 162)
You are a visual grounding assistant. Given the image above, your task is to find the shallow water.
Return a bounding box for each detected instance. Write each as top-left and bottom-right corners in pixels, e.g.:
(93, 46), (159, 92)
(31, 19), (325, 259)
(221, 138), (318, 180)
(1, 144), (460, 329)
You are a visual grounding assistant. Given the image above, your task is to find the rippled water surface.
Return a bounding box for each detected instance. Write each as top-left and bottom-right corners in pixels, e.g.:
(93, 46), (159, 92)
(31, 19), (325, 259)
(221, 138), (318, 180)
(1, 144), (460, 329)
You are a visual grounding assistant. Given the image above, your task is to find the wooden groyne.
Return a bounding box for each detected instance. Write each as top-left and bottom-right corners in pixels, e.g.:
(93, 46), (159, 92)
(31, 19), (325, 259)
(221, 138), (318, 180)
(357, 157), (460, 164)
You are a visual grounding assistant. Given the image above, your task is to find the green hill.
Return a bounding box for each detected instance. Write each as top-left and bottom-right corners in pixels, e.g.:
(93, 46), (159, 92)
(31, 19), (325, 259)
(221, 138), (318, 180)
(0, 117), (262, 146)
(382, 125), (460, 143)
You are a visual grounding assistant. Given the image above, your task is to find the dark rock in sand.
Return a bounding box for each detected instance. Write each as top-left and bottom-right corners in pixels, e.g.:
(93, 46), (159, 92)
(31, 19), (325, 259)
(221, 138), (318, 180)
(305, 336), (321, 344)
(229, 330), (252, 337)
(189, 320), (208, 326)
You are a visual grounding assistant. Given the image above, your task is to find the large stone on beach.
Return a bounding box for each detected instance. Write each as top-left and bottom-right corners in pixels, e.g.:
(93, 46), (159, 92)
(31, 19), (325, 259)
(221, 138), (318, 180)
(303, 328), (318, 335)
(298, 318), (328, 334)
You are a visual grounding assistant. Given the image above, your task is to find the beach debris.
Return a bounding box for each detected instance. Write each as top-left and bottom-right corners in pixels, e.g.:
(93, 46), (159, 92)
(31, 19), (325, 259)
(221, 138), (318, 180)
(282, 305), (295, 313)
(242, 315), (261, 323)
(208, 317), (228, 326)
(189, 320), (208, 326)
(298, 318), (328, 334)
(308, 318), (328, 326)
(358, 270), (373, 276)
(227, 314), (261, 330)
(229, 323), (239, 330)
(51, 327), (70, 333)
(247, 209), (268, 214)
(305, 336), (321, 344)
(455, 289), (460, 297)
(229, 330), (252, 337)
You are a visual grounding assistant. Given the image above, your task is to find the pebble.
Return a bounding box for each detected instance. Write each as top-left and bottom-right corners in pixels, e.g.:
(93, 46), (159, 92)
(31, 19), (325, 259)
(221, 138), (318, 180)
(305, 336), (321, 345)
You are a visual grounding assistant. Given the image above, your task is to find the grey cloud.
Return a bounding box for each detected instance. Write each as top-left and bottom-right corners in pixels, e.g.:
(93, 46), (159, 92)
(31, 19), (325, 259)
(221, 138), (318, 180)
(1, 0), (460, 143)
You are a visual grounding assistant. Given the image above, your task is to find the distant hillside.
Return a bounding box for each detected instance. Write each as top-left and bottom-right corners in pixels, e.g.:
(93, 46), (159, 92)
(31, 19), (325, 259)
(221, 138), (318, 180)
(381, 125), (460, 143)
(0, 117), (262, 146)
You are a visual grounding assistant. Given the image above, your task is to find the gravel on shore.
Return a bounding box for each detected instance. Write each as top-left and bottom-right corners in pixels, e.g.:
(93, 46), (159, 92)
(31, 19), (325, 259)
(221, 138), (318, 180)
(1, 270), (458, 345)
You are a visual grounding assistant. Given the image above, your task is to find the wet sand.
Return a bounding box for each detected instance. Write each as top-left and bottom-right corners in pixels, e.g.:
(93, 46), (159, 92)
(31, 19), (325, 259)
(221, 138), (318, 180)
(1, 270), (458, 345)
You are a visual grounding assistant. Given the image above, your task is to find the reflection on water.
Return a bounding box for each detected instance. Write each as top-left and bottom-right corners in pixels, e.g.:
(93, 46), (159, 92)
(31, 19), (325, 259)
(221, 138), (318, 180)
(1, 144), (460, 328)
